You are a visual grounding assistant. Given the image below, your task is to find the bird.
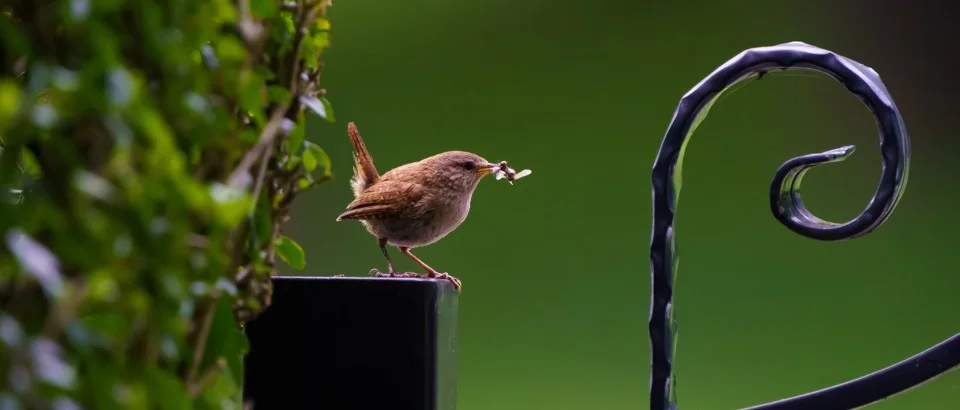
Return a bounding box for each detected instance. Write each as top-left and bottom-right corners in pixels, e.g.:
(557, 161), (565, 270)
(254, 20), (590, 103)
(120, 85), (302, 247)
(335, 121), (501, 292)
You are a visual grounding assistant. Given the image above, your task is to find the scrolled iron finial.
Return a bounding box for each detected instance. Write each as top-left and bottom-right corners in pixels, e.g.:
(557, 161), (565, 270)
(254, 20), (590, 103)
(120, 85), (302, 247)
(649, 41), (960, 409)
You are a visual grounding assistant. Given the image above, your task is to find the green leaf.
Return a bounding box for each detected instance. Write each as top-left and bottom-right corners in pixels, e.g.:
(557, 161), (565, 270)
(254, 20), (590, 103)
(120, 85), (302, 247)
(195, 367), (239, 410)
(195, 298), (246, 409)
(20, 148), (42, 177)
(0, 80), (20, 125)
(209, 183), (252, 228)
(145, 366), (192, 410)
(0, 0), (337, 406)
(214, 36), (249, 63)
(251, 202), (272, 251)
(79, 312), (128, 347)
(299, 95), (335, 122)
(275, 236), (305, 270)
(304, 141), (331, 176)
(283, 156), (301, 171)
(252, 65), (276, 82)
(250, 0), (278, 19)
(211, 0), (239, 22)
(287, 120), (306, 154)
(267, 86), (292, 104)
(297, 177), (312, 190)
(302, 149), (317, 172)
(319, 96), (336, 123)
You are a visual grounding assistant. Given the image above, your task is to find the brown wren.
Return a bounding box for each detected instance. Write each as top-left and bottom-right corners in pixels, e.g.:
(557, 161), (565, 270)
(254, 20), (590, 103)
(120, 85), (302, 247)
(335, 121), (502, 292)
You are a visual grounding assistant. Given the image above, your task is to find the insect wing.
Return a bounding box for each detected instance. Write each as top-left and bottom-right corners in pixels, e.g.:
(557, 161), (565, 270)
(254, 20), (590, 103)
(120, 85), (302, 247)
(514, 169), (532, 179)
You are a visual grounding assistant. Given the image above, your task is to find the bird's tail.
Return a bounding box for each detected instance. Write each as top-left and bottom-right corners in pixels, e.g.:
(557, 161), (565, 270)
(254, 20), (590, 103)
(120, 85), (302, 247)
(347, 121), (379, 197)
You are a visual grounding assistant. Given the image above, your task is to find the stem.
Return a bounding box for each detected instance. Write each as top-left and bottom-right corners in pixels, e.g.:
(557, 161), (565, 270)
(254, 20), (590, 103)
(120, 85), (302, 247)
(187, 357), (227, 398)
(248, 139), (275, 215)
(184, 295), (218, 384)
(227, 104), (290, 187)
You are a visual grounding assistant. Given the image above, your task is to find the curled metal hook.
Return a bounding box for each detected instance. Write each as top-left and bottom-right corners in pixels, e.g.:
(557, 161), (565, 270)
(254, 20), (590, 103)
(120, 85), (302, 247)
(648, 41), (948, 410)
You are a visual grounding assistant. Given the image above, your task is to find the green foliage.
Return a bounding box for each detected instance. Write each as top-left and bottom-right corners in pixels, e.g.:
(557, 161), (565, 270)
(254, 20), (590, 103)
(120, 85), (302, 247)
(0, 0), (336, 407)
(275, 236), (306, 270)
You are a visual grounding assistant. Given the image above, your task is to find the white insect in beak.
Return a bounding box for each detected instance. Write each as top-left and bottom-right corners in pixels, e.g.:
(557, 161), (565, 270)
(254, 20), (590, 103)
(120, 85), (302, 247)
(513, 169), (532, 180)
(491, 161), (532, 185)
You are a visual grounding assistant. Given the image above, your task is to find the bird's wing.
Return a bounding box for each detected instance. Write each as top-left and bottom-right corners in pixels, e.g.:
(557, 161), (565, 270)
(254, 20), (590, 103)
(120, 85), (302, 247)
(336, 180), (427, 221)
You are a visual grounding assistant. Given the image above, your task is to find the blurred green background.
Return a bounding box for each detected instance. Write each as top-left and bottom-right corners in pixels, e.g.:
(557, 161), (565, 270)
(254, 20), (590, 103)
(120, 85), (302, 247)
(284, 1), (960, 409)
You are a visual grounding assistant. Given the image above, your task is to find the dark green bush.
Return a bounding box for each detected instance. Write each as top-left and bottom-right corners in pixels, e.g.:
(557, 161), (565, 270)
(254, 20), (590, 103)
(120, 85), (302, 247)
(0, 0), (335, 408)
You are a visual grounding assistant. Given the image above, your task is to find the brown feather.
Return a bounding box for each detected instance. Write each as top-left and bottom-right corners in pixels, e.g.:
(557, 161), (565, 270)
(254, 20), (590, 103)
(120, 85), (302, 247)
(347, 122), (380, 197)
(336, 180), (427, 221)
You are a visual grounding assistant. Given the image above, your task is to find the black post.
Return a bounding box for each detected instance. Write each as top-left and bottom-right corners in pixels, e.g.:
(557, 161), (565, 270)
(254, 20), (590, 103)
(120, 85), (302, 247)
(242, 276), (459, 410)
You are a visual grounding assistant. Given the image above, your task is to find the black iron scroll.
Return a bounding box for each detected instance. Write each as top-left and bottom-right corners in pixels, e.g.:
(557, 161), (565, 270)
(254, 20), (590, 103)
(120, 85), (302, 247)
(649, 41), (960, 409)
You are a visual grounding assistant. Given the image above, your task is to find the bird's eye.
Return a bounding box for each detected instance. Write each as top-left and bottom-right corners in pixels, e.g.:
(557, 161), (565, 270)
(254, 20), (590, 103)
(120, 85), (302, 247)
(461, 161), (476, 170)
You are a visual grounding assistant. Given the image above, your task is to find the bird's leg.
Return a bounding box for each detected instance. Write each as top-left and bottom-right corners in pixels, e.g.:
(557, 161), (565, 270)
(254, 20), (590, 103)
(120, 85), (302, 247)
(372, 238), (417, 278)
(377, 238), (396, 275)
(398, 247), (462, 292)
(370, 238), (399, 278)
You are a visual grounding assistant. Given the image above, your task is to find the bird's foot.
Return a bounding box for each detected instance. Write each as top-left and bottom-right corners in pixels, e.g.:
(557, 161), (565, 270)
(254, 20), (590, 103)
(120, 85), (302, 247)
(370, 268), (421, 278)
(427, 270), (462, 292)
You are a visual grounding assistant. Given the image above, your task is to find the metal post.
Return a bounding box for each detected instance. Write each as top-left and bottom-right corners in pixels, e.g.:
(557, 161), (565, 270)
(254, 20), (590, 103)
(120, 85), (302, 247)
(243, 276), (459, 410)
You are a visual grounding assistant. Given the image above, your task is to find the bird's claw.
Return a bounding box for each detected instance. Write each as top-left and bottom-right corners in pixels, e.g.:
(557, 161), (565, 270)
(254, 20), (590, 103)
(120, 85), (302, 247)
(370, 268), (396, 277)
(370, 268), (461, 291)
(370, 268), (422, 278)
(429, 271), (462, 292)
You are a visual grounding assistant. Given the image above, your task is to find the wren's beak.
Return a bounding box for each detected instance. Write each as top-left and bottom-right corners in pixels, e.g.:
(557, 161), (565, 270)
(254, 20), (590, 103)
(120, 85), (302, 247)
(478, 163), (499, 176)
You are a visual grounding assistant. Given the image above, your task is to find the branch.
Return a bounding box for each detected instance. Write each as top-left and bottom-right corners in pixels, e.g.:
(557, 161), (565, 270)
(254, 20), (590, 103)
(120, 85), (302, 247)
(248, 136), (276, 214)
(187, 357), (227, 398)
(184, 295), (219, 384)
(226, 104), (291, 188)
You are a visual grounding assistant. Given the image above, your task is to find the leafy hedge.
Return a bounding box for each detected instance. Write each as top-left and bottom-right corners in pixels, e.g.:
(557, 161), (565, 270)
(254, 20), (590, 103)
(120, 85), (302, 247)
(0, 0), (335, 408)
